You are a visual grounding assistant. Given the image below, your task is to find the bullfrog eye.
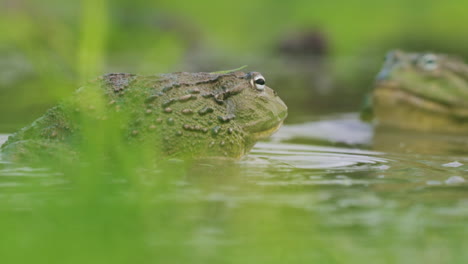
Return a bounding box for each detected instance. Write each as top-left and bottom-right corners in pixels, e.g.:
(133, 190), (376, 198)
(252, 75), (266, 90)
(419, 54), (438, 71)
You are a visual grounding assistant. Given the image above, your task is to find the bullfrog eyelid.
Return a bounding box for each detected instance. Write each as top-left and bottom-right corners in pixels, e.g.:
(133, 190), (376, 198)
(251, 74), (266, 91)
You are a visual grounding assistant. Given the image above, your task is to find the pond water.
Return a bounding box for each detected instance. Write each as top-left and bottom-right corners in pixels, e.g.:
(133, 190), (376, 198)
(1, 113), (468, 263)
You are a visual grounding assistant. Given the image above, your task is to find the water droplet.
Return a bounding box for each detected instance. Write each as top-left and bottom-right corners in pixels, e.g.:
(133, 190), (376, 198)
(164, 107), (173, 113)
(167, 118), (175, 125)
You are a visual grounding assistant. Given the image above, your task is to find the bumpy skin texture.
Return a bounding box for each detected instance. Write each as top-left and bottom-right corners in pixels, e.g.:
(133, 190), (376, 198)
(368, 50), (468, 133)
(1, 71), (288, 161)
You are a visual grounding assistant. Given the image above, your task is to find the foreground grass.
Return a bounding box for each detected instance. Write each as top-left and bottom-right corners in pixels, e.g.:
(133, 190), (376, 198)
(1, 154), (468, 264)
(1, 1), (468, 263)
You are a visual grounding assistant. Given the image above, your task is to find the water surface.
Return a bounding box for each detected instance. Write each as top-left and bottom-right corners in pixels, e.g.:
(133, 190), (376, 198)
(1, 114), (468, 263)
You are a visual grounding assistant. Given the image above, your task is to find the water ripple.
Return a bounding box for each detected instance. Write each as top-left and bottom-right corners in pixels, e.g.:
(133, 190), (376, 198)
(247, 142), (388, 170)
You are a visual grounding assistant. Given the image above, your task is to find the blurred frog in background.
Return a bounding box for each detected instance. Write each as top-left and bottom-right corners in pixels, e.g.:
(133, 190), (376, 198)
(362, 50), (468, 134)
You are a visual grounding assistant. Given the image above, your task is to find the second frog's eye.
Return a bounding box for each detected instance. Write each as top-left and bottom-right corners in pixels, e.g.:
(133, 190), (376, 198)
(419, 53), (438, 71)
(252, 75), (266, 90)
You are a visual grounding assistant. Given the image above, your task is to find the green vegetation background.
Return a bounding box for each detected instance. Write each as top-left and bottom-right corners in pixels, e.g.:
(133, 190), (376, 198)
(1, 1), (468, 263)
(1, 0), (468, 130)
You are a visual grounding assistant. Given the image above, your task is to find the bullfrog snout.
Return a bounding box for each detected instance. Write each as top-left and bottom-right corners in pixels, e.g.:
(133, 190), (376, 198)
(376, 67), (392, 81)
(376, 50), (403, 81)
(275, 96), (288, 121)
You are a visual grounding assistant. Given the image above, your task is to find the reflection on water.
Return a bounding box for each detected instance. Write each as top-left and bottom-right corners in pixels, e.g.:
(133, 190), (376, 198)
(1, 115), (468, 262)
(373, 126), (468, 156)
(272, 113), (372, 146)
(247, 142), (386, 169)
(0, 134), (7, 146)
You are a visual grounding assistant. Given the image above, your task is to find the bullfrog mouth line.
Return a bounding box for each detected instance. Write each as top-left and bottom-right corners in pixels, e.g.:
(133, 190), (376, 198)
(249, 121), (284, 140)
(376, 80), (467, 107)
(375, 83), (468, 119)
(376, 80), (456, 106)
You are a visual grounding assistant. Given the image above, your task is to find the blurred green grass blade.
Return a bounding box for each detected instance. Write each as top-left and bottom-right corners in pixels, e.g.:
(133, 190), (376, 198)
(78, 0), (109, 81)
(210, 65), (248, 74)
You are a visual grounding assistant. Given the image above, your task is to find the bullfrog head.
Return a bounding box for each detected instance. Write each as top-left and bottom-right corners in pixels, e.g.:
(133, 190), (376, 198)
(1, 70), (288, 161)
(371, 50), (468, 133)
(221, 72), (288, 150)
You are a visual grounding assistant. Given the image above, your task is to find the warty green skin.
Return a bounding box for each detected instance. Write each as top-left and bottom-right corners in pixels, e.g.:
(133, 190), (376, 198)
(366, 50), (468, 133)
(1, 71), (288, 162)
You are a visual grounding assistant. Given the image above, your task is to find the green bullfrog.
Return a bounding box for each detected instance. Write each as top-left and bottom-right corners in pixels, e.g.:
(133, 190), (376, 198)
(364, 50), (468, 133)
(1, 71), (288, 162)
